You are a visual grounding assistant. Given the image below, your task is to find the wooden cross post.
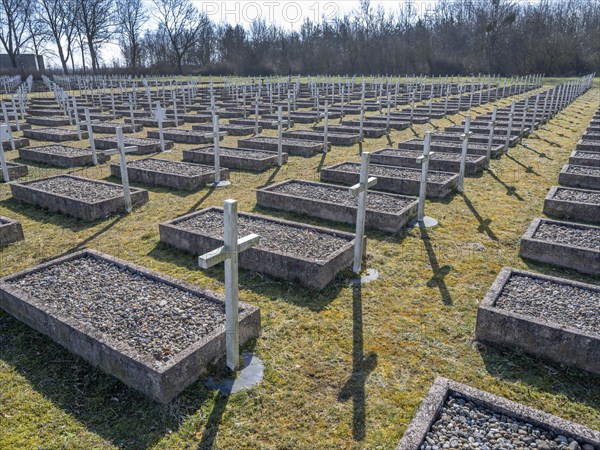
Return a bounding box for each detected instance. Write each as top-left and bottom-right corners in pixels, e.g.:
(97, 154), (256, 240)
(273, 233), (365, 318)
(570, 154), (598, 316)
(1, 103), (15, 150)
(84, 108), (99, 165)
(103, 128), (138, 213)
(349, 152), (377, 274)
(415, 131), (437, 228)
(172, 93), (179, 125)
(519, 97), (529, 142)
(323, 101), (329, 153)
(72, 97), (82, 140)
(359, 91), (365, 142)
(110, 89), (116, 120)
(198, 199), (260, 371)
(457, 115), (472, 193)
(340, 85), (345, 120)
(485, 106), (497, 168)
(129, 94), (136, 128)
(504, 101), (515, 154)
(154, 102), (166, 152)
(530, 93), (540, 134)
(287, 92), (292, 129)
(254, 94), (260, 135)
(0, 124), (10, 183)
(410, 92), (415, 125)
(211, 114), (229, 187)
(277, 106), (284, 166)
(386, 92), (391, 133)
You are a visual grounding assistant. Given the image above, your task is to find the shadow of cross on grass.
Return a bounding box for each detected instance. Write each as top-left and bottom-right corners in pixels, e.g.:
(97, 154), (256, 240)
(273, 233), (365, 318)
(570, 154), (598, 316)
(485, 169), (525, 202)
(338, 282), (378, 442)
(419, 227), (453, 305)
(504, 153), (540, 176)
(460, 193), (498, 241)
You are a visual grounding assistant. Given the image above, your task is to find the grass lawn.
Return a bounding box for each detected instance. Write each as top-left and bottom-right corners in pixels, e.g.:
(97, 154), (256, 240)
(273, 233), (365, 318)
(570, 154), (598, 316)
(0, 83), (599, 449)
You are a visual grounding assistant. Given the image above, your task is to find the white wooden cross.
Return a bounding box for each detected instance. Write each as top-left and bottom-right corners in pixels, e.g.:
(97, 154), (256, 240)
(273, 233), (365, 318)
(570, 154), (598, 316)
(457, 115), (472, 193)
(1, 103), (15, 150)
(154, 102), (167, 152)
(485, 106), (497, 168)
(84, 108), (99, 166)
(110, 89), (116, 120)
(0, 124), (10, 183)
(277, 106), (284, 166)
(102, 128), (138, 212)
(359, 91), (365, 142)
(504, 101), (515, 154)
(172, 92), (180, 125)
(198, 199), (260, 371)
(323, 101), (329, 153)
(209, 114), (230, 187)
(415, 131), (438, 228)
(254, 94), (260, 135)
(72, 97), (82, 140)
(530, 93), (540, 134)
(349, 152), (377, 274)
(128, 93), (136, 128)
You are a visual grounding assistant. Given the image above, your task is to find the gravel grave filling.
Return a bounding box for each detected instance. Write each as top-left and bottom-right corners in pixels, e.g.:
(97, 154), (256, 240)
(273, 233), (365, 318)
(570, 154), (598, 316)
(377, 149), (481, 162)
(5, 255), (229, 364)
(566, 166), (600, 176)
(333, 162), (452, 182)
(533, 221), (600, 249)
(494, 274), (599, 334)
(573, 151), (600, 159)
(422, 393), (587, 449)
(246, 137), (319, 146)
(26, 176), (124, 202)
(176, 210), (351, 260)
(26, 145), (91, 156)
(553, 188), (600, 205)
(127, 158), (214, 176)
(192, 146), (277, 159)
(268, 180), (414, 213)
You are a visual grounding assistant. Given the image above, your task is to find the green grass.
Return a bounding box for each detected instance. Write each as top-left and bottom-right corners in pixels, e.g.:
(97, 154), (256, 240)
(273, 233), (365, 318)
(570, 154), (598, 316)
(0, 85), (599, 449)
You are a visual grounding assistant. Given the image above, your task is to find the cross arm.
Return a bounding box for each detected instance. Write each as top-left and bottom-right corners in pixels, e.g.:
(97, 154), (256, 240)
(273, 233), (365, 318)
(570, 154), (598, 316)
(103, 145), (138, 156)
(198, 233), (260, 269)
(416, 152), (435, 163)
(349, 177), (377, 196)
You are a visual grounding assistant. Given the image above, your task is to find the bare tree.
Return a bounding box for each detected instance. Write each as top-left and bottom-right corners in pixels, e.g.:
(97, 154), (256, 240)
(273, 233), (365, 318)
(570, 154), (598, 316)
(76, 0), (115, 72)
(0, 0), (33, 68)
(116, 0), (148, 71)
(152, 0), (205, 74)
(24, 3), (53, 67)
(38, 0), (79, 73)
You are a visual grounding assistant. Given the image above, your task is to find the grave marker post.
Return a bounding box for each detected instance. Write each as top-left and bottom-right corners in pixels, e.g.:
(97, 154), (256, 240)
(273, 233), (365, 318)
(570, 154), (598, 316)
(287, 92), (292, 129)
(129, 94), (136, 128)
(485, 106), (497, 168)
(154, 102), (167, 152)
(277, 106), (283, 166)
(504, 101), (515, 154)
(349, 152), (377, 274)
(1, 103), (15, 150)
(198, 199), (260, 371)
(254, 94), (260, 135)
(84, 108), (98, 165)
(0, 124), (10, 182)
(530, 93), (540, 133)
(323, 101), (329, 153)
(359, 91), (365, 142)
(415, 131), (437, 228)
(110, 89), (116, 120)
(457, 115), (472, 193)
(519, 97), (529, 142)
(210, 114), (229, 186)
(102, 127), (138, 213)
(172, 93), (179, 125)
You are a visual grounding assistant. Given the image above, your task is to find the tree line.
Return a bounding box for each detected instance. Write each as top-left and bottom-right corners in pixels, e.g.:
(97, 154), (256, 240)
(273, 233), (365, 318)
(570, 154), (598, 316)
(1, 0), (598, 76)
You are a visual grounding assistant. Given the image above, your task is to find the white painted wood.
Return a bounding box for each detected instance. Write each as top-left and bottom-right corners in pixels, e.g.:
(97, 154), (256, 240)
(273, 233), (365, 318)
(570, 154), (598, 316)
(530, 93), (540, 133)
(323, 101), (329, 153)
(84, 109), (98, 166)
(154, 102), (166, 152)
(485, 106), (497, 168)
(0, 124), (9, 182)
(504, 101), (515, 153)
(213, 114), (222, 184)
(350, 152), (377, 274)
(416, 131), (434, 222)
(277, 106), (283, 166)
(458, 115), (471, 193)
(198, 199), (260, 371)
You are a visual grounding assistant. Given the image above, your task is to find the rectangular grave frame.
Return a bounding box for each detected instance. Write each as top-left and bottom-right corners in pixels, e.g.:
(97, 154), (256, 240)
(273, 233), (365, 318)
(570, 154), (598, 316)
(19, 145), (110, 168)
(558, 164), (600, 190)
(371, 148), (486, 175)
(399, 138), (504, 159)
(94, 136), (174, 154)
(397, 377), (600, 450)
(543, 186), (600, 224)
(320, 162), (459, 198)
(519, 217), (600, 275)
(10, 174), (149, 221)
(0, 249), (260, 403)
(159, 207), (362, 290)
(256, 179), (418, 233)
(109, 158), (229, 191)
(183, 146), (288, 172)
(1, 161), (27, 181)
(23, 128), (88, 143)
(238, 137), (326, 157)
(475, 267), (600, 376)
(568, 150), (600, 168)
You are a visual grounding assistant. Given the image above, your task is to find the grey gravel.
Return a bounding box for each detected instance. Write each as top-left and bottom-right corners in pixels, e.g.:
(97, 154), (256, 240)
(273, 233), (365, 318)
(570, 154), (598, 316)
(377, 149), (481, 162)
(421, 394), (590, 449)
(573, 151), (600, 160)
(495, 274), (599, 334)
(193, 146), (277, 159)
(177, 209), (352, 260)
(128, 158), (214, 176)
(553, 188), (600, 205)
(26, 176), (124, 202)
(6, 255), (228, 365)
(32, 127), (79, 135)
(413, 140), (490, 150)
(269, 180), (415, 213)
(246, 137), (321, 146)
(26, 145), (91, 156)
(534, 221), (600, 249)
(334, 162), (453, 182)
(101, 136), (162, 145)
(566, 166), (600, 176)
